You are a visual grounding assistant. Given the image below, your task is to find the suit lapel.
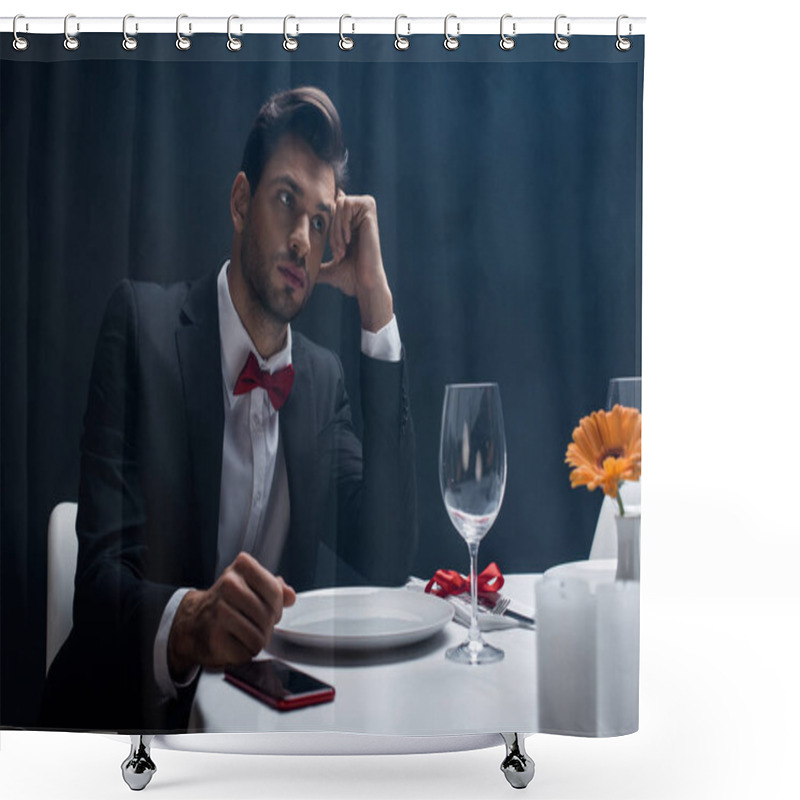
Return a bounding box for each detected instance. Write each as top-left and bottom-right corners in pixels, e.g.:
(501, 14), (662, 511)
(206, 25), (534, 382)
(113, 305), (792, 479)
(175, 272), (224, 586)
(278, 335), (319, 589)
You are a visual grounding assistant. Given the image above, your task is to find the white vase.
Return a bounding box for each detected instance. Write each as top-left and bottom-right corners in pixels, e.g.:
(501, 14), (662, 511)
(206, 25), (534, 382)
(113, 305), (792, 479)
(614, 510), (641, 582)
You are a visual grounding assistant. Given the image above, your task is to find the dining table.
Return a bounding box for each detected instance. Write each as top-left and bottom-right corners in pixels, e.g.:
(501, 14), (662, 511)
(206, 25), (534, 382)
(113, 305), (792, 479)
(185, 573), (541, 741)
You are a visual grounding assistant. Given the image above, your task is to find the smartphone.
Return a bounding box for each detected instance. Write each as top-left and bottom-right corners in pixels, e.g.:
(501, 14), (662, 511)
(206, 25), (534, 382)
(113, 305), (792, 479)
(224, 659), (335, 711)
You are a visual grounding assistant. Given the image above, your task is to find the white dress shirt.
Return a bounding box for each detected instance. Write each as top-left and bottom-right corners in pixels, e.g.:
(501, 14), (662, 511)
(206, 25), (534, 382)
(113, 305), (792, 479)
(153, 262), (401, 699)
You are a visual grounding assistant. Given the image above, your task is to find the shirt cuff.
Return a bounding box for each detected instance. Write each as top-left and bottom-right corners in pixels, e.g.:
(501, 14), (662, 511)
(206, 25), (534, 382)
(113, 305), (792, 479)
(154, 587), (200, 701)
(361, 314), (402, 362)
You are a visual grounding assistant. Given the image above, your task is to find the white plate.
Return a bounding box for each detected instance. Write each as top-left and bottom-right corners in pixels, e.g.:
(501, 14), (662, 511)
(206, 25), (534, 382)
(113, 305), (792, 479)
(274, 587), (455, 650)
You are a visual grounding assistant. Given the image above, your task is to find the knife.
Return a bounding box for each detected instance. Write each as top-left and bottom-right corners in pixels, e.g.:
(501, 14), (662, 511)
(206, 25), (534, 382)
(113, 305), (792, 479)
(491, 606), (536, 629)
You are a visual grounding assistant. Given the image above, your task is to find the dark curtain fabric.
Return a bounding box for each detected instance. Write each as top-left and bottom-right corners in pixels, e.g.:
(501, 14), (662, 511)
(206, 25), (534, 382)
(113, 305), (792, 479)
(1, 34), (643, 726)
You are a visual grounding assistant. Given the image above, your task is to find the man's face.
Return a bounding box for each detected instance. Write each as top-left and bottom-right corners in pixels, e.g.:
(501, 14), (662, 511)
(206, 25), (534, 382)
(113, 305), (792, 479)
(238, 135), (336, 325)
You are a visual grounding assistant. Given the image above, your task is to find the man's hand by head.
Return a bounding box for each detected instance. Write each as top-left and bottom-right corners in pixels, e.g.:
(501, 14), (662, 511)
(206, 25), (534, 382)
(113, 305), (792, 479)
(167, 552), (296, 678)
(318, 191), (394, 333)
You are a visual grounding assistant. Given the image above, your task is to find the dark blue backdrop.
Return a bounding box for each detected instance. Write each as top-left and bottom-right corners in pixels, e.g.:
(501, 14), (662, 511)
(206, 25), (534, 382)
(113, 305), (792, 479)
(1, 33), (643, 726)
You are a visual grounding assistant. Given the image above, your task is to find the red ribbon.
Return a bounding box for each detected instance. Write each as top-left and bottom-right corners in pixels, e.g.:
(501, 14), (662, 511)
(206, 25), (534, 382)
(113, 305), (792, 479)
(424, 562), (504, 599)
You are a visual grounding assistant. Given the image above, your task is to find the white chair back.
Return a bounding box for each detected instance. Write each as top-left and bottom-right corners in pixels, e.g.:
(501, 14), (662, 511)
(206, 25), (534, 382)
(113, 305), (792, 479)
(46, 502), (79, 674)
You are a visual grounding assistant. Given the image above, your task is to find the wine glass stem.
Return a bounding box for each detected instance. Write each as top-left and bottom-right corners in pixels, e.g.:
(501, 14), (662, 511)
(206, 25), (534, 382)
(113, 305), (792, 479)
(468, 540), (482, 644)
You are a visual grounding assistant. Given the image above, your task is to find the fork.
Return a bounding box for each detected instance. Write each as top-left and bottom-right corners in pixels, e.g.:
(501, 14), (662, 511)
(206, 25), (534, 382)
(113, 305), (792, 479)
(482, 595), (511, 615)
(479, 594), (535, 628)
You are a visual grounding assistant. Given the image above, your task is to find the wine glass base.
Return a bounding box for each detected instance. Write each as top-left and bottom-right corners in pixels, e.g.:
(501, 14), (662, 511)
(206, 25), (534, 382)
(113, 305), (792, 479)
(446, 638), (505, 665)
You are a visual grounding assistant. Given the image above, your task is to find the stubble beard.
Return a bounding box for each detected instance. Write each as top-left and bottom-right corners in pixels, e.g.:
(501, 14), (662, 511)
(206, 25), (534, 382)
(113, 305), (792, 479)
(240, 225), (308, 327)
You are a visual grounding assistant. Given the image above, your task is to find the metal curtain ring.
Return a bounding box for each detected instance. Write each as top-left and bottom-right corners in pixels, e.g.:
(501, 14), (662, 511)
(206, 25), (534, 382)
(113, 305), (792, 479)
(444, 14), (460, 51)
(283, 15), (298, 51)
(394, 15), (410, 50)
(12, 14), (29, 51)
(339, 15), (354, 50)
(554, 14), (570, 51)
(500, 14), (516, 51)
(122, 14), (138, 51)
(64, 13), (79, 51)
(616, 14), (632, 51)
(176, 14), (191, 50)
(227, 15), (242, 51)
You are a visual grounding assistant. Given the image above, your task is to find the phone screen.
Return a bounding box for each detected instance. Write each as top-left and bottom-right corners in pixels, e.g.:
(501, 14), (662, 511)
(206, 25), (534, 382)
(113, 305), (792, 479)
(224, 659), (335, 710)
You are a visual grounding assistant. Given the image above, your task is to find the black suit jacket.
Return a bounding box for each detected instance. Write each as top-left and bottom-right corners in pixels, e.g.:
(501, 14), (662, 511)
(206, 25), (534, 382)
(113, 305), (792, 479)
(42, 271), (417, 732)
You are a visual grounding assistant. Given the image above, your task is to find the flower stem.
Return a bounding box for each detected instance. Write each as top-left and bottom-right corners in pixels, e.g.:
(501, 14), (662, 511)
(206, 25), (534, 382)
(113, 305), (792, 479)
(616, 482), (626, 517)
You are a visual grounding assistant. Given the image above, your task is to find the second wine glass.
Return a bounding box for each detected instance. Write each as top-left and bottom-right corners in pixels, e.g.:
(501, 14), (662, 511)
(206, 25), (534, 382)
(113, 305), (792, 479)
(439, 383), (507, 665)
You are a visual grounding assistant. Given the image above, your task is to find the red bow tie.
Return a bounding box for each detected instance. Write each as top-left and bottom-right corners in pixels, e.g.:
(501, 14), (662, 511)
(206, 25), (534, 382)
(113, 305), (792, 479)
(233, 352), (295, 411)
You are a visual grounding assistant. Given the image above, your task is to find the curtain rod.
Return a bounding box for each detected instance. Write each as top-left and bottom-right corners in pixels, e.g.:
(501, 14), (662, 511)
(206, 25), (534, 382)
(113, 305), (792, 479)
(1, 16), (646, 37)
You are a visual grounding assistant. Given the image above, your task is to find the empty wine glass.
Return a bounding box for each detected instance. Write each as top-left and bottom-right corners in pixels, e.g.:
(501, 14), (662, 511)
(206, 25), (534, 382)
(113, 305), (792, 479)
(608, 375), (642, 517)
(439, 383), (507, 664)
(606, 376), (641, 411)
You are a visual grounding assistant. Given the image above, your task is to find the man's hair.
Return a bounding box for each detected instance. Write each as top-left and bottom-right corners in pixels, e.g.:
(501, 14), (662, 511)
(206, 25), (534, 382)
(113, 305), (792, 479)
(240, 86), (348, 194)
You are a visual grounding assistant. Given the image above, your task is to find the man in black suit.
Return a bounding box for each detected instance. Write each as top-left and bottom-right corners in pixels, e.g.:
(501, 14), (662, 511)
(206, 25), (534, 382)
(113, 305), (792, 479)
(42, 87), (417, 732)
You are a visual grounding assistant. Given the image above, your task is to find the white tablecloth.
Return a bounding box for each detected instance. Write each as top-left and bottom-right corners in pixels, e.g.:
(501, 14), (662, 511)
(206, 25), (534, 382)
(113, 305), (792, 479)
(187, 574), (540, 737)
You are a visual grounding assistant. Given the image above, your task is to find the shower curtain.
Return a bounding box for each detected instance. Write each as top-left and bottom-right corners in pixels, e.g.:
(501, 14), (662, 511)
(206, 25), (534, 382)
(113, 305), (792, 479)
(1, 29), (644, 737)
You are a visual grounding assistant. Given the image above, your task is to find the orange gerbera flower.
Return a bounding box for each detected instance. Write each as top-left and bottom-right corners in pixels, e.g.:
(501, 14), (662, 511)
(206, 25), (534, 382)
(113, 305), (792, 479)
(565, 404), (641, 503)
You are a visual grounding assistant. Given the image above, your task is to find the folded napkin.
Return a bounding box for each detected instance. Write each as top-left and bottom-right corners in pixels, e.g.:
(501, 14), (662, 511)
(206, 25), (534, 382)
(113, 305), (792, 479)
(405, 575), (534, 631)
